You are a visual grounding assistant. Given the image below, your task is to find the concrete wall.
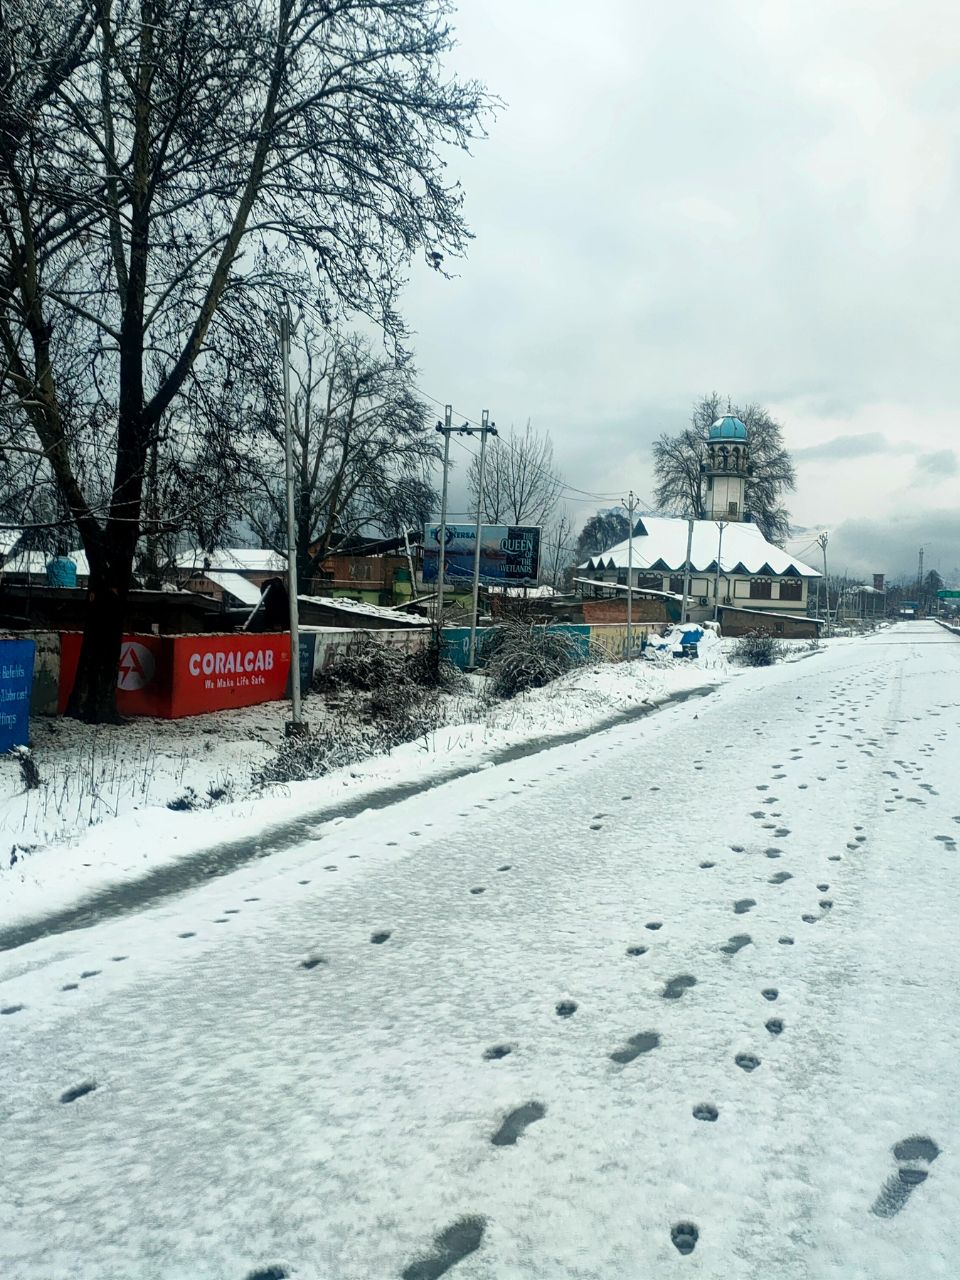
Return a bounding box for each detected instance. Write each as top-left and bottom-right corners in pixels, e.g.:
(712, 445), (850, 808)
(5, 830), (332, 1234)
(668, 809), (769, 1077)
(440, 622), (656, 669)
(306, 627), (429, 679)
(29, 631), (60, 714)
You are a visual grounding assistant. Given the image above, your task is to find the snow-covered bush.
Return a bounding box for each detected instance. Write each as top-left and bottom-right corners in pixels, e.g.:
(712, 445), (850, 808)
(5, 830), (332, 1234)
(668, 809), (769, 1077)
(481, 619), (593, 699)
(731, 629), (784, 667)
(313, 635), (408, 693)
(405, 626), (465, 692)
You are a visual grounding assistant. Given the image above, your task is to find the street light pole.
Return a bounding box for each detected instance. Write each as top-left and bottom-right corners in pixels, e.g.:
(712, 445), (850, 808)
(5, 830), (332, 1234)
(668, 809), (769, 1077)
(280, 302), (306, 735)
(713, 520), (727, 622)
(622, 490), (636, 657)
(680, 516), (694, 623)
(468, 410), (498, 668)
(434, 404), (452, 625)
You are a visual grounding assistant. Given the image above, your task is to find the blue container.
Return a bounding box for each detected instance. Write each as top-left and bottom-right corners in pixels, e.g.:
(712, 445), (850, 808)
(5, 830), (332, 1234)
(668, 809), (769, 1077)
(46, 555), (77, 588)
(0, 638), (35, 751)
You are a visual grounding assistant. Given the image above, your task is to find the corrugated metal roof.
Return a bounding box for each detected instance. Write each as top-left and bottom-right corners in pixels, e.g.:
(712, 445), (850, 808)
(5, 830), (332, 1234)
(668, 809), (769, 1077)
(176, 548), (287, 572)
(580, 517), (820, 578)
(1, 548), (90, 577)
(197, 571), (262, 606)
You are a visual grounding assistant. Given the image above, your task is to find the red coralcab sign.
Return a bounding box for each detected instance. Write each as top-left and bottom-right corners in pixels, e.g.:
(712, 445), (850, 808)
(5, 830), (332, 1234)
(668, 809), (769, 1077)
(59, 632), (291, 718)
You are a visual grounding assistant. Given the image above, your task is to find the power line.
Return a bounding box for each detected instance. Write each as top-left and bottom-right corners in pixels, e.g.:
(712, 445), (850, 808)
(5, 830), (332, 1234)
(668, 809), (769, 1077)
(414, 385), (637, 506)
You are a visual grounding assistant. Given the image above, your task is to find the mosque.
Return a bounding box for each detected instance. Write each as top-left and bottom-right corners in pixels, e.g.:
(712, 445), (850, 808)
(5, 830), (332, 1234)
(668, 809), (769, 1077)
(577, 416), (822, 634)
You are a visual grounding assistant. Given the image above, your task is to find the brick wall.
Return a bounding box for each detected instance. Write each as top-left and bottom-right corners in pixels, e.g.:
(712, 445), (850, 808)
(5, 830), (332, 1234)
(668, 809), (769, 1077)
(581, 597), (668, 623)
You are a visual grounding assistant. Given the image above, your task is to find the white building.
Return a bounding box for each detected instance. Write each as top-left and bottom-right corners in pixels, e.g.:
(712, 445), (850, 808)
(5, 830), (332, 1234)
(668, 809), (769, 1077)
(578, 416), (821, 627)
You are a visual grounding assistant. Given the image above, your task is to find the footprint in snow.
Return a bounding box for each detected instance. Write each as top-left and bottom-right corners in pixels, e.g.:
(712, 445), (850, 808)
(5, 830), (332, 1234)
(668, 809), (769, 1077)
(871, 1136), (940, 1218)
(491, 1102), (545, 1146)
(245, 1269), (288, 1280)
(662, 975), (697, 1000)
(720, 935), (751, 956)
(60, 1081), (97, 1104)
(733, 899), (756, 914)
(401, 1216), (486, 1280)
(483, 1045), (512, 1060)
(692, 1103), (718, 1121)
(556, 1000), (578, 1018)
(671, 1223), (699, 1255)
(610, 1031), (661, 1064)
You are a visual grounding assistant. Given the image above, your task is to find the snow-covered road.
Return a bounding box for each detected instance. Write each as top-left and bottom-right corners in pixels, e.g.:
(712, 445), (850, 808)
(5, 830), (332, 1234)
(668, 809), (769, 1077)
(2, 622), (959, 1280)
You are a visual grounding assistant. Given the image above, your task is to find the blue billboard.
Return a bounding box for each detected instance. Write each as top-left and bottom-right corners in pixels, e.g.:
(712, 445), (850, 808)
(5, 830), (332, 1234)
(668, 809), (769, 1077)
(422, 524), (541, 585)
(0, 638), (35, 752)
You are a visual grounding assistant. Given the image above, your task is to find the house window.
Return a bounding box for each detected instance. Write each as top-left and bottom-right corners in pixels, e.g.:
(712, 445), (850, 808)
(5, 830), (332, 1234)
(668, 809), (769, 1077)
(779, 578), (802, 601)
(669, 575), (685, 594)
(349, 562), (372, 581)
(617, 569), (627, 585)
(728, 500), (739, 517)
(637, 573), (662, 590)
(749, 578), (772, 599)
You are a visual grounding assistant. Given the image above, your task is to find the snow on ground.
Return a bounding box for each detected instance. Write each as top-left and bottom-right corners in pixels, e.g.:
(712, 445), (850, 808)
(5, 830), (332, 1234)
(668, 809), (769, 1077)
(1, 622), (959, 1279)
(0, 653), (721, 930)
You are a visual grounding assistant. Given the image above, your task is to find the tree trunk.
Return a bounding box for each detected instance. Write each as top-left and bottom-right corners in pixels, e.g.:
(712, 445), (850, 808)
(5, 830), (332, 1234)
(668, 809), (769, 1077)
(66, 558), (130, 723)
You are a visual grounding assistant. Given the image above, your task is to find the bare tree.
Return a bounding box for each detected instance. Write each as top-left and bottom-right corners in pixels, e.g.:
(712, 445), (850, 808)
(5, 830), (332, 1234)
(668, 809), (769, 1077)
(468, 420), (563, 527)
(538, 507), (576, 589)
(234, 326), (439, 590)
(653, 394), (796, 543)
(574, 510), (631, 560)
(0, 0), (491, 719)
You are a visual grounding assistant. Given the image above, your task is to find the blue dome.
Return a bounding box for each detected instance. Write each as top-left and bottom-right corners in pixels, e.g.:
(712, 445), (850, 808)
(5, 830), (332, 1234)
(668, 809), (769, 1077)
(708, 415), (748, 440)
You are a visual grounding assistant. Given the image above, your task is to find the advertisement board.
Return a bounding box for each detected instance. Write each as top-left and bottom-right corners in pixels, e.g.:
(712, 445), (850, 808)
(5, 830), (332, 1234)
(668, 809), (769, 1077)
(0, 638), (35, 750)
(422, 523), (541, 585)
(58, 632), (292, 717)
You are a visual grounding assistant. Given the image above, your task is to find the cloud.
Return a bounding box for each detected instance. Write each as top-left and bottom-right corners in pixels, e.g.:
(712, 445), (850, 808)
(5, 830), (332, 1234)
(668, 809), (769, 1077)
(828, 509), (960, 581)
(400, 0), (960, 550)
(794, 432), (890, 460)
(914, 449), (959, 477)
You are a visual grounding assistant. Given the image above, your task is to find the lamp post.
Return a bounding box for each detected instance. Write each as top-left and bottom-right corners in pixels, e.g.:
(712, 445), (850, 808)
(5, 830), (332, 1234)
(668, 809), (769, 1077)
(467, 410), (498, 668)
(280, 302), (306, 735)
(713, 520), (727, 622)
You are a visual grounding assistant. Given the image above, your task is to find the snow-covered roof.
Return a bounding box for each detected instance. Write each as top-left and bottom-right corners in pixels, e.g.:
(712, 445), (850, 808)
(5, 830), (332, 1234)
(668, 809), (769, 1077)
(194, 570), (263, 606)
(581, 517), (820, 578)
(176, 548), (287, 573)
(1, 548), (90, 577)
(297, 594), (431, 626)
(485, 584), (558, 598)
(0, 530), (21, 559)
(573, 577), (682, 601)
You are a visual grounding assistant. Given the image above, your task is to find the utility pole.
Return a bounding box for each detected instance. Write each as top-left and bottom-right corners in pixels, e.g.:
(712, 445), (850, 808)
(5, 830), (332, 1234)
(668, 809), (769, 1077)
(434, 404), (453, 625)
(622, 490), (637, 657)
(467, 410), (498, 668)
(280, 301), (306, 735)
(713, 520), (727, 622)
(817, 532), (829, 629)
(680, 517), (694, 623)
(918, 546), (924, 598)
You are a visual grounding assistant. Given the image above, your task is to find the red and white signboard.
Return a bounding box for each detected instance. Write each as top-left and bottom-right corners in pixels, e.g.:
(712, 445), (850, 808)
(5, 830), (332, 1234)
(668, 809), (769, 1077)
(58, 632), (292, 718)
(169, 635), (290, 716)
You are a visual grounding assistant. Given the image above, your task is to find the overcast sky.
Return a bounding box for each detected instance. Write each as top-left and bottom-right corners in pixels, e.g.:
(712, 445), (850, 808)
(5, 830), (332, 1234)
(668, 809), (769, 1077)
(400, 0), (960, 582)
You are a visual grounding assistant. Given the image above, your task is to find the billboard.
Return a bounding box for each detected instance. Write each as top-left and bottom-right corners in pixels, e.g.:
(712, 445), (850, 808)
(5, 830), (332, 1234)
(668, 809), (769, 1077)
(0, 638), (35, 751)
(58, 632), (291, 717)
(422, 524), (541, 585)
